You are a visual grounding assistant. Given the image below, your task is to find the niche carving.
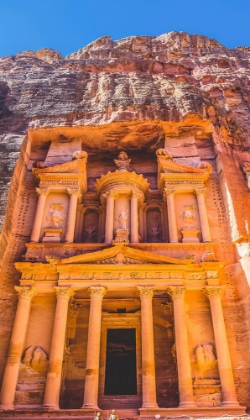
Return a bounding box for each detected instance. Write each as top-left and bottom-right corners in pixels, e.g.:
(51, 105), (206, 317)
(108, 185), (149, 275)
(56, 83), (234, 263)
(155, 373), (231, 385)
(147, 209), (162, 242)
(83, 210), (99, 243)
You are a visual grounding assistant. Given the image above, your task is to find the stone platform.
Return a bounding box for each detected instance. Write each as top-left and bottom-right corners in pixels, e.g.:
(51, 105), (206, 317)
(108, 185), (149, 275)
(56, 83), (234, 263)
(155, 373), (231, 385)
(0, 407), (247, 420)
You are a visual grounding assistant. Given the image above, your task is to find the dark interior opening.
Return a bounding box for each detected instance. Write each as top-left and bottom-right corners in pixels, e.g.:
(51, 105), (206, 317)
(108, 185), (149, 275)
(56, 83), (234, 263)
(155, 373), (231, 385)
(104, 328), (137, 395)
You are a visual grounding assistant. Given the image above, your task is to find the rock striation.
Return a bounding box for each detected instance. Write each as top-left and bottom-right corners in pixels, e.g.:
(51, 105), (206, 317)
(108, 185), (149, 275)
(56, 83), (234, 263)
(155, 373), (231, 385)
(1, 32), (250, 228)
(1, 32), (250, 415)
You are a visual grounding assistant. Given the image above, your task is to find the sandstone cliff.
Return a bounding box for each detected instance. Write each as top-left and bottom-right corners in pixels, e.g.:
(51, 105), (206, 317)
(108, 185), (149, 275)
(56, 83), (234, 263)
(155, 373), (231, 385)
(1, 31), (250, 232)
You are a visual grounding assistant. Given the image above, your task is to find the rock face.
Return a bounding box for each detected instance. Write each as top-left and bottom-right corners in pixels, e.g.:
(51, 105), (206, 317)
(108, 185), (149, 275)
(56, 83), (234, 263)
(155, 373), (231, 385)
(1, 32), (250, 231)
(1, 32), (250, 416)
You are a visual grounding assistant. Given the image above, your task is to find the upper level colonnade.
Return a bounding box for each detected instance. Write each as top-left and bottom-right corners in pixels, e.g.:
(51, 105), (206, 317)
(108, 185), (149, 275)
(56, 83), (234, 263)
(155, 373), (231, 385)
(30, 149), (213, 246)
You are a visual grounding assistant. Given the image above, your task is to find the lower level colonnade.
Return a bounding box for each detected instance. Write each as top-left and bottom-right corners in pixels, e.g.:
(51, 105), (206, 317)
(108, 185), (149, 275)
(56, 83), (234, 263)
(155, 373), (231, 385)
(0, 284), (242, 413)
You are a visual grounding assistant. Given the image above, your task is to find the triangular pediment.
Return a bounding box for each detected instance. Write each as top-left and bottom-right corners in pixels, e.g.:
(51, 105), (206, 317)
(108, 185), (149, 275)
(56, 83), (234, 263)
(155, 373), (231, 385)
(46, 245), (193, 266)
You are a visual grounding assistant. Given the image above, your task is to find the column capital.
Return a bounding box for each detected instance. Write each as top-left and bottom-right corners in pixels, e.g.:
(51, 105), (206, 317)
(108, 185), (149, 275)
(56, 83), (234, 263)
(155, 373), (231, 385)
(164, 187), (175, 196)
(131, 191), (141, 199)
(202, 285), (225, 299)
(36, 187), (49, 196)
(54, 287), (75, 300)
(67, 188), (81, 198)
(195, 188), (207, 196)
(139, 203), (147, 211)
(15, 286), (36, 300)
(98, 204), (106, 213)
(88, 286), (107, 298)
(103, 190), (119, 200)
(77, 204), (87, 213)
(166, 286), (186, 300)
(137, 286), (155, 299)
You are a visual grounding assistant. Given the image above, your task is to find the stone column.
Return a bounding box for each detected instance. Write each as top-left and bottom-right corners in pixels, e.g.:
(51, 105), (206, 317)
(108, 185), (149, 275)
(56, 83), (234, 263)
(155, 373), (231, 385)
(138, 203), (145, 242)
(195, 188), (211, 242)
(143, 205), (147, 242)
(164, 188), (178, 243)
(160, 204), (168, 242)
(138, 287), (158, 408)
(131, 192), (139, 243)
(30, 188), (49, 242)
(98, 205), (106, 242)
(82, 286), (106, 409)
(105, 191), (116, 244)
(0, 287), (35, 409)
(65, 189), (81, 243)
(203, 286), (240, 407)
(75, 205), (86, 243)
(43, 287), (74, 409)
(166, 286), (196, 408)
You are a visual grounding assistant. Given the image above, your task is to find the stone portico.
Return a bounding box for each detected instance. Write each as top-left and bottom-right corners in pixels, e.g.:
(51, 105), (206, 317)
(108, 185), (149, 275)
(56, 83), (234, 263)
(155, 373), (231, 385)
(0, 126), (246, 418)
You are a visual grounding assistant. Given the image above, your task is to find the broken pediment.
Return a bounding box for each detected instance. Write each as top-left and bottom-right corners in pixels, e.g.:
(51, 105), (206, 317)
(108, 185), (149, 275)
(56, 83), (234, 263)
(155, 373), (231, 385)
(156, 148), (212, 191)
(46, 245), (193, 266)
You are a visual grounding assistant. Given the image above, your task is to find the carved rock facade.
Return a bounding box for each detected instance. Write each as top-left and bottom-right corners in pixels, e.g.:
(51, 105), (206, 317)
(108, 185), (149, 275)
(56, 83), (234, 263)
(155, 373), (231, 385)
(0, 32), (250, 419)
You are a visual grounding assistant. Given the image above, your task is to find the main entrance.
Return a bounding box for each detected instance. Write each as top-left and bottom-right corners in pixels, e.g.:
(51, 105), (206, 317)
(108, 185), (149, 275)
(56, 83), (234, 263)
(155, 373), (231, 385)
(104, 329), (137, 395)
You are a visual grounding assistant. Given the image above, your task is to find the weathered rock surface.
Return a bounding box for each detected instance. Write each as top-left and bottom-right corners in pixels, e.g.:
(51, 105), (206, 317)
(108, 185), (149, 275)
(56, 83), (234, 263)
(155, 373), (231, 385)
(1, 32), (250, 412)
(0, 31), (250, 231)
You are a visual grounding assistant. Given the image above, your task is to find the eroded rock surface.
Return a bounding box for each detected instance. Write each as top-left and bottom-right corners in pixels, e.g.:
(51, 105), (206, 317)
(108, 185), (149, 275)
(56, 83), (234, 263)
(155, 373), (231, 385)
(0, 32), (250, 230)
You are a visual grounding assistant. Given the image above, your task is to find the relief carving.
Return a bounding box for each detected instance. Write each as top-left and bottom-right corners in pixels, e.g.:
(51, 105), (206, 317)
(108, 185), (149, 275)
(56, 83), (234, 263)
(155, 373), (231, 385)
(114, 151), (132, 172)
(118, 210), (128, 229)
(22, 345), (48, 372)
(156, 148), (173, 159)
(46, 204), (64, 228)
(195, 343), (217, 374)
(84, 225), (97, 243)
(180, 205), (195, 225)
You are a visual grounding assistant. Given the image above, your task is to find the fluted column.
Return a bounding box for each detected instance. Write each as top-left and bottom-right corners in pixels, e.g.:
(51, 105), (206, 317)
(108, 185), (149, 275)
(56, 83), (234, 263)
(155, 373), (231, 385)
(203, 286), (240, 407)
(131, 192), (139, 243)
(43, 287), (74, 409)
(82, 286), (106, 409)
(138, 287), (158, 408)
(166, 286), (196, 408)
(30, 188), (49, 242)
(65, 189), (81, 243)
(164, 188), (178, 243)
(0, 287), (35, 409)
(105, 191), (116, 244)
(195, 188), (211, 242)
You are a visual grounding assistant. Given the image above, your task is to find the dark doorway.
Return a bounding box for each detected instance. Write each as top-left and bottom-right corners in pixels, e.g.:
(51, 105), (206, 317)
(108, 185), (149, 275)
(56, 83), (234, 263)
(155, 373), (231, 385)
(104, 328), (137, 395)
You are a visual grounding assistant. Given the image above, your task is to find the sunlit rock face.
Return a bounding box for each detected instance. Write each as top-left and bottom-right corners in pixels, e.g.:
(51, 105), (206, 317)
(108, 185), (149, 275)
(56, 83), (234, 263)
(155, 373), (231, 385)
(0, 31), (250, 230)
(1, 32), (250, 417)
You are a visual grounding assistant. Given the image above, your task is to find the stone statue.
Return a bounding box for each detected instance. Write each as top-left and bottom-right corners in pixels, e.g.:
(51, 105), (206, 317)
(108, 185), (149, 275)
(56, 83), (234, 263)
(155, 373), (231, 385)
(181, 206), (195, 225)
(114, 151), (132, 172)
(22, 345), (48, 372)
(109, 410), (119, 420)
(94, 412), (103, 420)
(149, 224), (160, 242)
(84, 225), (96, 242)
(118, 210), (128, 229)
(72, 150), (88, 160)
(46, 207), (64, 228)
(196, 343), (217, 373)
(156, 148), (172, 159)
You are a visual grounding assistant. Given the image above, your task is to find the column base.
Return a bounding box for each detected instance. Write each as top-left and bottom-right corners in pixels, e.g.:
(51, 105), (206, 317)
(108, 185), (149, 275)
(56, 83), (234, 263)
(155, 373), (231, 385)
(141, 403), (158, 408)
(178, 402), (197, 408)
(0, 405), (15, 410)
(81, 404), (100, 410)
(222, 401), (240, 407)
(42, 404), (59, 410)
